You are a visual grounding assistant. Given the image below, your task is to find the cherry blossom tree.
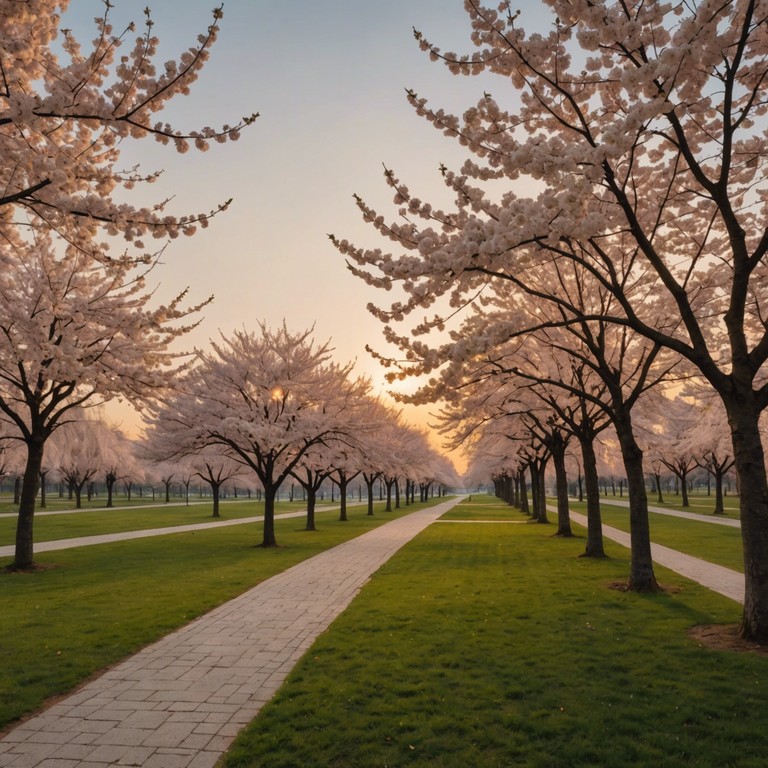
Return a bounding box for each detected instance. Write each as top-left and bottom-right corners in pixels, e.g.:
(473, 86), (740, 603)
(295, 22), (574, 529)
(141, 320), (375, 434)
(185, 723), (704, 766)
(336, 1), (768, 638)
(188, 450), (243, 518)
(0, 232), (206, 568)
(51, 418), (104, 508)
(0, 1), (256, 253)
(142, 324), (372, 547)
(655, 397), (701, 508)
(290, 446), (332, 530)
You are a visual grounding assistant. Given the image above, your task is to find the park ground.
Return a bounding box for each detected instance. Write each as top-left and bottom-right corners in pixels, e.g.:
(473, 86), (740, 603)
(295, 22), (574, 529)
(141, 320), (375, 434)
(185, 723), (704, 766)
(2, 492), (767, 767)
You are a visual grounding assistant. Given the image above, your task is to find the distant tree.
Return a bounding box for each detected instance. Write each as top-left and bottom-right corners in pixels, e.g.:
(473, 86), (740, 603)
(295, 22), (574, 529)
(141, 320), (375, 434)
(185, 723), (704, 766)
(53, 418), (104, 509)
(143, 324), (371, 547)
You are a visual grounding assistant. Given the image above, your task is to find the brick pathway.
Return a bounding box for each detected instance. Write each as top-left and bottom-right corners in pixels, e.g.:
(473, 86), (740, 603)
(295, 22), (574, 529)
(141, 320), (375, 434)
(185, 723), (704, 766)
(0, 499), (460, 768)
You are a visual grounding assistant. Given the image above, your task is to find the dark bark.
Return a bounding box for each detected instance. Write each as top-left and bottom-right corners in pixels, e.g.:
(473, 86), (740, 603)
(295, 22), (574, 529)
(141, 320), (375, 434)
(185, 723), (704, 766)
(13, 438), (45, 569)
(211, 481), (221, 517)
(338, 473), (349, 522)
(261, 484), (278, 547)
(39, 470), (47, 509)
(724, 397), (768, 641)
(364, 474), (376, 516)
(385, 478), (394, 512)
(652, 472), (664, 504)
(614, 412), (658, 592)
(579, 434), (605, 558)
(529, 457), (549, 524)
(551, 433), (572, 537)
(305, 486), (317, 530)
(105, 473), (116, 508)
(519, 467), (530, 515)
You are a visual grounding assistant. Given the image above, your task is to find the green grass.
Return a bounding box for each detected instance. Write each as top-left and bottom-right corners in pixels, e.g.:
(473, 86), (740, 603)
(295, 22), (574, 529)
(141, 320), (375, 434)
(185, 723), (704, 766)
(599, 490), (741, 516)
(584, 501), (745, 572)
(222, 497), (766, 768)
(0, 498), (440, 731)
(0, 499), (327, 544)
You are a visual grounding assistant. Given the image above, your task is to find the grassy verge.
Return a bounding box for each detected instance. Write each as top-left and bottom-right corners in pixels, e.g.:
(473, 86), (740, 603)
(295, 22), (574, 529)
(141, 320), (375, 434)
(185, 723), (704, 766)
(584, 502), (745, 572)
(597, 491), (741, 516)
(0, 499), (329, 544)
(0, 498), (443, 731)
(222, 497), (765, 768)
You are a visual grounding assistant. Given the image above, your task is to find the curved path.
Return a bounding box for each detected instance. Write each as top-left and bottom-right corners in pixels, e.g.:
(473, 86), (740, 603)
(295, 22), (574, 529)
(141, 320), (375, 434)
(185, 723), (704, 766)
(0, 499), (460, 768)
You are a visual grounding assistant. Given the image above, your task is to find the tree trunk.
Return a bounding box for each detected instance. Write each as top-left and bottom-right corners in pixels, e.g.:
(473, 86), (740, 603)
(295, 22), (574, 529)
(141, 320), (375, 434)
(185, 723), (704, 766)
(614, 412), (658, 592)
(365, 477), (375, 515)
(537, 459), (549, 524)
(713, 470), (725, 515)
(13, 439), (45, 569)
(653, 472), (664, 504)
(580, 434), (605, 558)
(211, 482), (221, 518)
(385, 479), (393, 512)
(39, 470), (47, 509)
(724, 397), (768, 641)
(338, 476), (348, 522)
(519, 467), (530, 515)
(551, 437), (572, 537)
(530, 462), (541, 520)
(305, 486), (317, 531)
(261, 484), (278, 547)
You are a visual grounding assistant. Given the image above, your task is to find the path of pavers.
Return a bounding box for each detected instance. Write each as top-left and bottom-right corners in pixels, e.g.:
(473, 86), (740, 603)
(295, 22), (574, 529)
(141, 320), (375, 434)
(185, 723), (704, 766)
(0, 498), (461, 768)
(567, 510), (743, 602)
(0, 510), (308, 559)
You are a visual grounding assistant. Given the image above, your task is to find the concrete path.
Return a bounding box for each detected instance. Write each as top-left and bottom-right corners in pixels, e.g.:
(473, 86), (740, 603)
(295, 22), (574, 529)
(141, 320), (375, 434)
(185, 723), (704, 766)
(567, 510), (744, 603)
(0, 510), (310, 559)
(0, 498), (461, 768)
(601, 498), (741, 528)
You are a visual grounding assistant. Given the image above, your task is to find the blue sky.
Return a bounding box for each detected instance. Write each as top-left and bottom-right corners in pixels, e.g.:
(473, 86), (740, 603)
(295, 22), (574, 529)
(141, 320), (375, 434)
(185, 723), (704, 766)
(62, 1), (552, 461)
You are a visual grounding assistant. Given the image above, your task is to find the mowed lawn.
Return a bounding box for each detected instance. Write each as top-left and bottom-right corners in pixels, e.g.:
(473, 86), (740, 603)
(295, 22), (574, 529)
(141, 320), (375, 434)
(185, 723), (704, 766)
(0, 498), (435, 731)
(0, 498), (340, 544)
(222, 497), (766, 768)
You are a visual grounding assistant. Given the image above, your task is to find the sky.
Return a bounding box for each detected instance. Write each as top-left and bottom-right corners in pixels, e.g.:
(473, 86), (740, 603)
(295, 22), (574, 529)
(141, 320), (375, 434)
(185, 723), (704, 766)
(62, 1), (552, 470)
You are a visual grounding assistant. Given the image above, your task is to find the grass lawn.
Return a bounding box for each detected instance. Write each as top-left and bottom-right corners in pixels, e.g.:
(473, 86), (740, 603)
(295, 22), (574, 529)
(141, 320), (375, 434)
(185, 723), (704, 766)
(585, 501), (745, 572)
(222, 497), (766, 768)
(0, 498), (438, 732)
(598, 491), (741, 516)
(0, 499), (329, 545)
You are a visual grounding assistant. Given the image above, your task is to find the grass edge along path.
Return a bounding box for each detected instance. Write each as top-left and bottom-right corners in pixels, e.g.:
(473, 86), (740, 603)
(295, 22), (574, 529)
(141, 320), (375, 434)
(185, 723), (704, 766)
(0, 497), (449, 732)
(221, 497), (768, 768)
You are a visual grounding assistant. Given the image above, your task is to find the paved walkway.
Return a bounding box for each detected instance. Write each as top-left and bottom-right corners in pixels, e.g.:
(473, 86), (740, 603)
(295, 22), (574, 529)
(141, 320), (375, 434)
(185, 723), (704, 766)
(567, 510), (744, 603)
(601, 498), (741, 528)
(0, 498), (461, 768)
(0, 510), (309, 559)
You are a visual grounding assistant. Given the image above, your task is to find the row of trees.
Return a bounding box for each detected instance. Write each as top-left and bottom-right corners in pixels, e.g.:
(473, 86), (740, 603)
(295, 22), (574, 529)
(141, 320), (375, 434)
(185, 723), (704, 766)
(141, 324), (459, 545)
(0, 3), (254, 569)
(0, 4), (457, 572)
(336, 0), (768, 642)
(0, 370), (455, 533)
